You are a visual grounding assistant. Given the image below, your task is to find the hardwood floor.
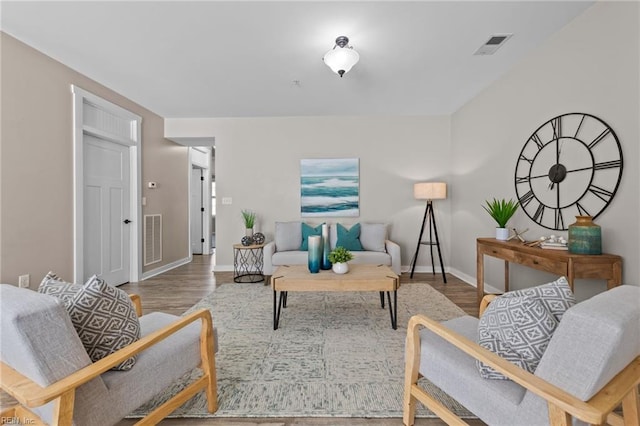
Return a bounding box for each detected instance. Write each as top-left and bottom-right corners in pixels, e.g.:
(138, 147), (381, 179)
(119, 255), (480, 318)
(2, 256), (484, 425)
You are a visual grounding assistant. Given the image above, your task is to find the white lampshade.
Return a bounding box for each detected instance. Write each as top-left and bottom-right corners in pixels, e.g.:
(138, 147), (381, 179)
(323, 36), (359, 77)
(414, 182), (447, 200)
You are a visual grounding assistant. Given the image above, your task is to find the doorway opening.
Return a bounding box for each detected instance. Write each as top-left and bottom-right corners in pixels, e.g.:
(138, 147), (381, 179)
(211, 179), (216, 255)
(190, 166), (205, 255)
(188, 146), (213, 263)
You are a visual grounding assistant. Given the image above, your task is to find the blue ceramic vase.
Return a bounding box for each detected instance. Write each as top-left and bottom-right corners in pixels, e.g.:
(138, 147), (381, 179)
(568, 216), (602, 255)
(321, 223), (332, 270)
(308, 235), (321, 273)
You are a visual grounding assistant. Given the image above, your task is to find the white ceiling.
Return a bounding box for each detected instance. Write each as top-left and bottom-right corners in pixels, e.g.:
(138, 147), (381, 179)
(1, 1), (594, 118)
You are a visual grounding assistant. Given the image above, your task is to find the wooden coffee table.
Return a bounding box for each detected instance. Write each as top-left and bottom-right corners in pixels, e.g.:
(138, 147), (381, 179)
(270, 264), (400, 330)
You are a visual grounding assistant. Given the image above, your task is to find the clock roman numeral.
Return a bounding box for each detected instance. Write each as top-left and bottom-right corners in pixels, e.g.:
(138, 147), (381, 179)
(588, 128), (611, 149)
(533, 204), (545, 222)
(554, 208), (564, 230)
(574, 114), (586, 138)
(594, 160), (622, 170)
(576, 202), (590, 216)
(530, 133), (544, 149)
(551, 117), (562, 139)
(515, 175), (530, 184)
(518, 190), (535, 207)
(588, 184), (613, 202)
(519, 154), (533, 164)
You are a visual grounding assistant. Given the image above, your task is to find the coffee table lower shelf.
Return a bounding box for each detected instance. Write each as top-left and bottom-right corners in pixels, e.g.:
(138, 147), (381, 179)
(270, 264), (400, 330)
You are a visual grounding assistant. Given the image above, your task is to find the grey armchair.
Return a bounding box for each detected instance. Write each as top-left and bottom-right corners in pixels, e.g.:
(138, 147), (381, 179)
(403, 285), (640, 426)
(0, 284), (217, 425)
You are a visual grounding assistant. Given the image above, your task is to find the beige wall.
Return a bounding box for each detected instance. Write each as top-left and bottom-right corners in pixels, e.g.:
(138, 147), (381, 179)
(0, 33), (190, 286)
(166, 116), (452, 270)
(450, 2), (640, 299)
(3, 1), (637, 293)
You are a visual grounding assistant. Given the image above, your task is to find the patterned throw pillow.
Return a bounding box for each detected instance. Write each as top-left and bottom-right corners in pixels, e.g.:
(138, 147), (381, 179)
(336, 223), (363, 251)
(477, 296), (559, 379)
(476, 277), (575, 380)
(44, 274), (141, 371)
(38, 271), (82, 308)
(500, 277), (576, 322)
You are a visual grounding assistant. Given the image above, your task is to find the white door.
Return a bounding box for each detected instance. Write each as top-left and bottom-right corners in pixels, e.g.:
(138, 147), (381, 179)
(191, 167), (203, 255)
(83, 135), (130, 285)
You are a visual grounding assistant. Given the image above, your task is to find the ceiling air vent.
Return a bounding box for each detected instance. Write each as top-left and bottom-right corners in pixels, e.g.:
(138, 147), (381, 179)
(473, 34), (513, 56)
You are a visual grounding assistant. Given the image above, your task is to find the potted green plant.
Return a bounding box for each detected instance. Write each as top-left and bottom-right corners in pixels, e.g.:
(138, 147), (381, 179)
(482, 198), (519, 240)
(328, 246), (354, 274)
(241, 210), (256, 237)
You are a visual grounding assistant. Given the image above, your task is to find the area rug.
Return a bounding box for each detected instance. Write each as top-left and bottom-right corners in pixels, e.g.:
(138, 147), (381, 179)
(130, 283), (474, 419)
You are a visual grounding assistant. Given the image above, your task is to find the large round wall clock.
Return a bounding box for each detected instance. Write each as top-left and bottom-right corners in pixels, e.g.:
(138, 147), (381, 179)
(514, 113), (623, 231)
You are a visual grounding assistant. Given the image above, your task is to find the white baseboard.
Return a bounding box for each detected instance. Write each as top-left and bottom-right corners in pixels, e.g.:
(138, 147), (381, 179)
(447, 267), (503, 294)
(141, 256), (192, 280)
(213, 264), (234, 272)
(402, 265), (446, 273)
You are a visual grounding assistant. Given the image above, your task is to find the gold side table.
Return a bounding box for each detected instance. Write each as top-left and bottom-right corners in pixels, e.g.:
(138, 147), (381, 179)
(233, 243), (265, 283)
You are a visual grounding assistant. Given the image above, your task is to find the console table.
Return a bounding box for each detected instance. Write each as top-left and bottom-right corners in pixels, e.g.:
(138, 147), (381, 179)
(476, 238), (622, 304)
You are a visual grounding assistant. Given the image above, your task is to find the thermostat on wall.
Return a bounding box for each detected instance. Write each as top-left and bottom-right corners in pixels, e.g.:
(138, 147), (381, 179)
(148, 182), (157, 189)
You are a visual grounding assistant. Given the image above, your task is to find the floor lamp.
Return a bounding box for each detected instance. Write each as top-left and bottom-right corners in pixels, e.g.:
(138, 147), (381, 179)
(410, 182), (447, 283)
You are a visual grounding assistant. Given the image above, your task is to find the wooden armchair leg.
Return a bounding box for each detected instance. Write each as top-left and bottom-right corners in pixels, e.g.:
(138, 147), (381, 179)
(622, 386), (640, 426)
(548, 403), (571, 426)
(52, 390), (75, 426)
(403, 382), (418, 426)
(200, 315), (218, 413)
(403, 318), (421, 426)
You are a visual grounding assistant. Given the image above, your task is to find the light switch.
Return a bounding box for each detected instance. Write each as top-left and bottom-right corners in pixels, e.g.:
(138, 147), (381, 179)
(222, 197), (232, 205)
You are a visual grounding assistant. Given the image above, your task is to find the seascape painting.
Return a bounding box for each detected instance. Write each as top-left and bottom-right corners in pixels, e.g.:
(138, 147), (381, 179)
(300, 158), (359, 217)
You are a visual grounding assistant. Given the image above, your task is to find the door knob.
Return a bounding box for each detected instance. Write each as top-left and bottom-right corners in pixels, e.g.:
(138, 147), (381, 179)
(123, 219), (132, 224)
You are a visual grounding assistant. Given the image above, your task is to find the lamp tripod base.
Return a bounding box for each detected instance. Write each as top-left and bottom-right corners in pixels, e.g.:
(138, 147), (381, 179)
(409, 200), (446, 283)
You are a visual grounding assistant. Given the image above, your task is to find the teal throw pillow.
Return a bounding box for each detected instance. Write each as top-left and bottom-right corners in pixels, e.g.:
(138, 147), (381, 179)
(300, 223), (323, 250)
(336, 223), (363, 251)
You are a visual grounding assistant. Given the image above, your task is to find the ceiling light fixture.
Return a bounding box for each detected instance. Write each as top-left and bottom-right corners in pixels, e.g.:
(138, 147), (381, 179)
(323, 36), (359, 78)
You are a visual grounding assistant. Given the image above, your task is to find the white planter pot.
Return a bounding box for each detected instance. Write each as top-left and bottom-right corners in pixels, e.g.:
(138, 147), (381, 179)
(495, 227), (510, 241)
(245, 228), (254, 238)
(332, 262), (349, 274)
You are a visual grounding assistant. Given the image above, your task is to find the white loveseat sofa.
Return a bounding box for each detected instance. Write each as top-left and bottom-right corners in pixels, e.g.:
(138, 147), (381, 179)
(263, 221), (401, 276)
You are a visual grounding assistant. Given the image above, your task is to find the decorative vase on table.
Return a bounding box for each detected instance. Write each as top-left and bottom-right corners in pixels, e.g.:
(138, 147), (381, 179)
(320, 223), (332, 270)
(252, 232), (265, 245)
(332, 262), (349, 274)
(245, 228), (254, 238)
(568, 216), (602, 255)
(495, 227), (510, 241)
(308, 235), (321, 273)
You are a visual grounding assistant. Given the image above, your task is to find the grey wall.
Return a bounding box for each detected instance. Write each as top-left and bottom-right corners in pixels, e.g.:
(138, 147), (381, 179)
(449, 1), (640, 300)
(166, 115), (452, 270)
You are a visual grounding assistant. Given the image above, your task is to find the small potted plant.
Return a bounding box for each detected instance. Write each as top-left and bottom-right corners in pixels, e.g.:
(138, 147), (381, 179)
(241, 210), (256, 237)
(328, 246), (354, 274)
(483, 198), (519, 240)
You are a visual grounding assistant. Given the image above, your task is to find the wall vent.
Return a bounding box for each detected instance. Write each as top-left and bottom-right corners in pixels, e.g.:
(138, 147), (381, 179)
(144, 214), (162, 266)
(473, 33), (513, 56)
